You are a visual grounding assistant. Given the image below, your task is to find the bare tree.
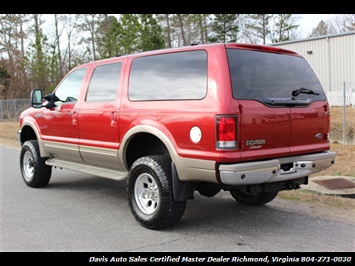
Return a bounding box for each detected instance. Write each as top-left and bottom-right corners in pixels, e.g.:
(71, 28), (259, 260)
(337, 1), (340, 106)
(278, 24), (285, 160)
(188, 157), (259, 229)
(269, 14), (299, 43)
(333, 14), (355, 32)
(165, 14), (172, 48)
(239, 14), (259, 43)
(76, 14), (105, 61)
(53, 14), (66, 80)
(245, 14), (273, 44)
(309, 20), (336, 37)
(63, 15), (80, 70)
(192, 14), (211, 44)
(0, 14), (31, 98)
(177, 14), (187, 46)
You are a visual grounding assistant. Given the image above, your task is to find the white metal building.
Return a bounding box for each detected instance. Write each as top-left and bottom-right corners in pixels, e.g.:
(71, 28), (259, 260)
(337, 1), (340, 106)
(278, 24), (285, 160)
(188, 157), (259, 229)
(271, 31), (355, 106)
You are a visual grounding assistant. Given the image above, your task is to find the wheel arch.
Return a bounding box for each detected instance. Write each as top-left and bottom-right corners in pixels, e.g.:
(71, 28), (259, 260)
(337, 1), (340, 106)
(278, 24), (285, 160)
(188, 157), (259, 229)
(120, 125), (180, 168)
(19, 121), (50, 157)
(120, 125), (195, 202)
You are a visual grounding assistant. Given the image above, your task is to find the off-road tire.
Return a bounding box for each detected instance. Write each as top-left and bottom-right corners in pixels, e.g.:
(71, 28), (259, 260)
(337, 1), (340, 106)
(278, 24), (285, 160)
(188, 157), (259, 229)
(230, 189), (278, 206)
(20, 140), (52, 188)
(127, 155), (186, 230)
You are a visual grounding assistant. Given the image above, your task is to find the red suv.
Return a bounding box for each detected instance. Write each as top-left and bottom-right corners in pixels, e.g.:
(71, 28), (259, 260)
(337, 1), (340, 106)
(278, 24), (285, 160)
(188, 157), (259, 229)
(19, 43), (336, 229)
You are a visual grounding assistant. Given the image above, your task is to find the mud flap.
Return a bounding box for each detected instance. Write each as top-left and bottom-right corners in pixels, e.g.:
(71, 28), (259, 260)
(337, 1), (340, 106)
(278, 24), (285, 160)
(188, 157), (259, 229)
(171, 162), (195, 201)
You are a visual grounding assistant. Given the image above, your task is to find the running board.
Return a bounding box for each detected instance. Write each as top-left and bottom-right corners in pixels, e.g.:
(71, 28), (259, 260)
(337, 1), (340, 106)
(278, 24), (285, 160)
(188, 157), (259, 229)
(45, 158), (128, 181)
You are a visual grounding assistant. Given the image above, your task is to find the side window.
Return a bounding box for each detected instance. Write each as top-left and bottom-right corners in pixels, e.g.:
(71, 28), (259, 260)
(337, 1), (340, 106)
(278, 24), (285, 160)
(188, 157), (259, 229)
(86, 63), (122, 102)
(129, 50), (207, 101)
(55, 68), (86, 102)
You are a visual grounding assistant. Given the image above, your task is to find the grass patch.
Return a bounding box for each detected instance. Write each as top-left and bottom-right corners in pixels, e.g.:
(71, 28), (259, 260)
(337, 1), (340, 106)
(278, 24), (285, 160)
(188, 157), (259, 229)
(278, 194), (301, 201)
(330, 107), (355, 144)
(0, 121), (20, 141)
(279, 189), (355, 210)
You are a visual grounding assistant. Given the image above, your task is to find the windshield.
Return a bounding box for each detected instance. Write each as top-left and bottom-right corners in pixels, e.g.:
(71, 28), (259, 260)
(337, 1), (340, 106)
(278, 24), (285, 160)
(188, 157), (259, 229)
(227, 49), (326, 100)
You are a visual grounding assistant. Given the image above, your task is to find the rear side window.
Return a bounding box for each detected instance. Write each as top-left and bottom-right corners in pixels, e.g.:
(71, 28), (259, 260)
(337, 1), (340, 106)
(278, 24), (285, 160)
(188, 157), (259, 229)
(128, 50), (207, 100)
(86, 63), (122, 102)
(227, 49), (326, 100)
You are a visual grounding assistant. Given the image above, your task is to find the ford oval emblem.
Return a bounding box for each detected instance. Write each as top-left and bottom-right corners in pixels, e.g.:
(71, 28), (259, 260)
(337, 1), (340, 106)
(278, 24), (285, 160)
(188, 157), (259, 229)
(316, 133), (323, 139)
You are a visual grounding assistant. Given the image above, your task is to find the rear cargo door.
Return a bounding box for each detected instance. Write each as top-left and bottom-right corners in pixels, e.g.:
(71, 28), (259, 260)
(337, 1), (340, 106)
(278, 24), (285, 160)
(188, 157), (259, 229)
(237, 100), (291, 161)
(226, 47), (328, 161)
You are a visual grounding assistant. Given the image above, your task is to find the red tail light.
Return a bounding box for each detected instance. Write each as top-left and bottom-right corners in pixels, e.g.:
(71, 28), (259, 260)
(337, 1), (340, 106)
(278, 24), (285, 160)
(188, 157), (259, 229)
(216, 115), (237, 150)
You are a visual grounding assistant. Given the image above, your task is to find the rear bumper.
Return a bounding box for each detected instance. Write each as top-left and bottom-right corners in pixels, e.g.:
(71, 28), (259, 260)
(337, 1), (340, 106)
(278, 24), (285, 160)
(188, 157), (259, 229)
(219, 151), (336, 186)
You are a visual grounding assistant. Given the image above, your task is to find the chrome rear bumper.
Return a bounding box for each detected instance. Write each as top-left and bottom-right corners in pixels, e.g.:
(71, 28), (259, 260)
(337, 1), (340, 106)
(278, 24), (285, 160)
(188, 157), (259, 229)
(219, 151), (336, 186)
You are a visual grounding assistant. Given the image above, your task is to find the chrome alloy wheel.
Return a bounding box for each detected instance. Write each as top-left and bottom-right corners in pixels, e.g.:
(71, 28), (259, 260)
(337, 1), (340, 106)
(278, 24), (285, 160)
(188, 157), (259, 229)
(134, 173), (160, 215)
(22, 150), (35, 181)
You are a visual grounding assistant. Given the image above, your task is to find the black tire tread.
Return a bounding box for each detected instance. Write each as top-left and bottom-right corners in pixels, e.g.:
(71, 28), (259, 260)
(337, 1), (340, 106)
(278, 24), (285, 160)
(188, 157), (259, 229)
(230, 189), (278, 206)
(127, 155), (186, 230)
(19, 140), (52, 188)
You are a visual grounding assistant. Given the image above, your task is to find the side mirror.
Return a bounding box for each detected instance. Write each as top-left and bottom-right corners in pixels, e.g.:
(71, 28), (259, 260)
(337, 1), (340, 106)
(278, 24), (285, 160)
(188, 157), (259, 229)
(43, 92), (60, 109)
(31, 89), (43, 108)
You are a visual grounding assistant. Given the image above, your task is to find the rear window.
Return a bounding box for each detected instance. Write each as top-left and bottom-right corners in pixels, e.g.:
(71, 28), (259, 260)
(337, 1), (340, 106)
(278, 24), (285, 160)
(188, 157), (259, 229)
(227, 49), (326, 100)
(128, 50), (207, 101)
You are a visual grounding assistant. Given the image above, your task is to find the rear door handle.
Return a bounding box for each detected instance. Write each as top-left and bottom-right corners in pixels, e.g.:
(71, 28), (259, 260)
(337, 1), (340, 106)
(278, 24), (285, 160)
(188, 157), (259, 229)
(72, 111), (77, 125)
(111, 111), (117, 126)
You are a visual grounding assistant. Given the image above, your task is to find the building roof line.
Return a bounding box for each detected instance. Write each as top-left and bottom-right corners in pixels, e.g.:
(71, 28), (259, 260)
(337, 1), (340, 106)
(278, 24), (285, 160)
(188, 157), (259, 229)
(271, 31), (355, 46)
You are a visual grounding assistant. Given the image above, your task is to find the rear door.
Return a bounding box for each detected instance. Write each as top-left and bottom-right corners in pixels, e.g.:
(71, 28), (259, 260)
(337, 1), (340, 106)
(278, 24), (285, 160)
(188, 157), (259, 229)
(226, 47), (328, 161)
(78, 61), (124, 170)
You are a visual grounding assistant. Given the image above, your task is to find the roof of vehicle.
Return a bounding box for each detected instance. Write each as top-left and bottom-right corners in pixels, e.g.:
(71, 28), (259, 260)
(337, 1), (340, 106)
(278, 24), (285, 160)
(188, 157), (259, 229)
(73, 42), (300, 70)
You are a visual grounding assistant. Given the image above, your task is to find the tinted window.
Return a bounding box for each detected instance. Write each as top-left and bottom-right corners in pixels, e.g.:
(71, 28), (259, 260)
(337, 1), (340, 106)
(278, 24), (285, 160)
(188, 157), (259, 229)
(86, 63), (122, 102)
(227, 49), (326, 100)
(129, 50), (207, 100)
(55, 68), (86, 102)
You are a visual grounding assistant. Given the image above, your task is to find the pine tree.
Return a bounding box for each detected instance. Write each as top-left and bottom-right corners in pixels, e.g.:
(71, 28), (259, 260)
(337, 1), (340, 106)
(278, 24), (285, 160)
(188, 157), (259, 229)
(209, 14), (239, 43)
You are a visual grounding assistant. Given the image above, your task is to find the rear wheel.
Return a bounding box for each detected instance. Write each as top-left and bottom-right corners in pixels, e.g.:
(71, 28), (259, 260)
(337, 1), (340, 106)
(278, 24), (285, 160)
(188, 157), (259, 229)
(230, 189), (278, 206)
(127, 155), (186, 230)
(20, 140), (52, 188)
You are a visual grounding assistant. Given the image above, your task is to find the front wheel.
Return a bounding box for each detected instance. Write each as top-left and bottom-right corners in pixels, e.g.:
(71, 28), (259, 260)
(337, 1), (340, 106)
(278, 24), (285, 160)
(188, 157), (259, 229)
(127, 155), (186, 230)
(230, 189), (278, 206)
(19, 140), (52, 188)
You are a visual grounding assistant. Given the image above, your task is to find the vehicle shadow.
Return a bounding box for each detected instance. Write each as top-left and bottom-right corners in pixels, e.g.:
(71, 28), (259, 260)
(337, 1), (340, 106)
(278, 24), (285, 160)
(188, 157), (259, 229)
(46, 169), (308, 232)
(12, 169), (353, 252)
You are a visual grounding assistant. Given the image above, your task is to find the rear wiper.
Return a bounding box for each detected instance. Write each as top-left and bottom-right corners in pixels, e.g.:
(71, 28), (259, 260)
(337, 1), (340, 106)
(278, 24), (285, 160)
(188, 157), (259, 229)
(292, 87), (320, 97)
